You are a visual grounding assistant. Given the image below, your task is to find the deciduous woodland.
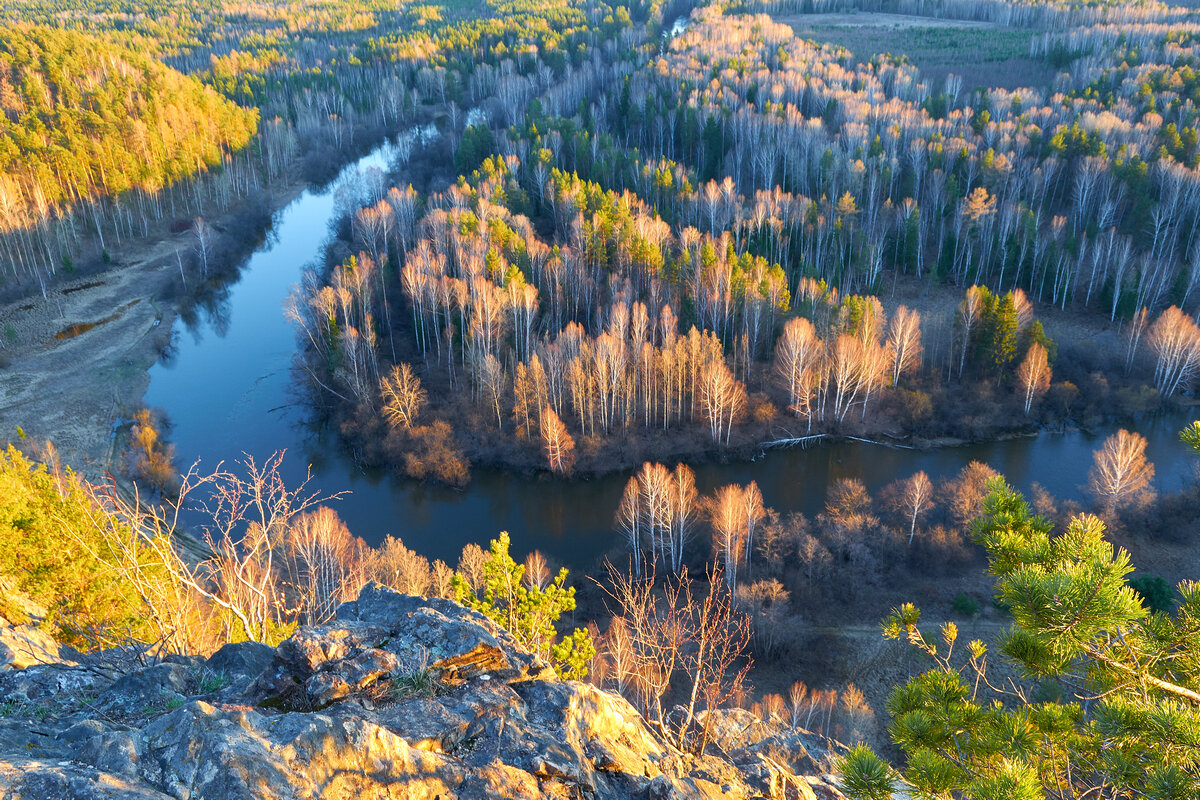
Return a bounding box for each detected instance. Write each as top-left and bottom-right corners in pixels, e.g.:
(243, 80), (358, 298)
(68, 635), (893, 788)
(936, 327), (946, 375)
(4, 0), (1200, 795)
(283, 0), (1200, 484)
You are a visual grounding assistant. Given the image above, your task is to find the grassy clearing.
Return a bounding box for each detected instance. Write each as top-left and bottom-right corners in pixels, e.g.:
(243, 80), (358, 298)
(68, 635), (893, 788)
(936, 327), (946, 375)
(780, 12), (1054, 91)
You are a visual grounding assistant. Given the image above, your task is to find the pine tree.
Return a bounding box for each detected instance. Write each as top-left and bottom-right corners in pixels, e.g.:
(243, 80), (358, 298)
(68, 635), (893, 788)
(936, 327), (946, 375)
(840, 476), (1200, 800)
(987, 292), (1019, 378)
(451, 532), (594, 679)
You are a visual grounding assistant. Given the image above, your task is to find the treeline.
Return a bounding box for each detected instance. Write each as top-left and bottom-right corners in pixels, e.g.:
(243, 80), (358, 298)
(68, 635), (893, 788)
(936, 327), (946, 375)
(470, 3), (1200, 321)
(0, 0), (667, 297)
(732, 0), (1194, 29)
(0, 25), (257, 287)
(608, 7), (1200, 316)
(285, 0), (1200, 482)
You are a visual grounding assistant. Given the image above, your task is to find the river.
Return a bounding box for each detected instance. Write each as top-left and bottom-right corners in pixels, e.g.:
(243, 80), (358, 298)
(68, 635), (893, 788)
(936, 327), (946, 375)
(145, 140), (1199, 571)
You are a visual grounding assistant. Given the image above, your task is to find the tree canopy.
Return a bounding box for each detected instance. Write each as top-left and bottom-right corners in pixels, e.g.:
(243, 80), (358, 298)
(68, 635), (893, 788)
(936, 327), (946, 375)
(0, 24), (257, 230)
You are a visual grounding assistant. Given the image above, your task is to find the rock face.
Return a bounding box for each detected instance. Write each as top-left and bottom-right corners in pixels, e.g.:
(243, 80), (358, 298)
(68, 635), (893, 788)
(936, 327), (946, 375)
(0, 584), (66, 670)
(0, 584), (844, 800)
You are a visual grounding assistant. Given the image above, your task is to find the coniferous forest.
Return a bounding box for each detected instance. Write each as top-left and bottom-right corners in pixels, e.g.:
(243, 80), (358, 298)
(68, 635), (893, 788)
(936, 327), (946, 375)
(2, 0), (1200, 796)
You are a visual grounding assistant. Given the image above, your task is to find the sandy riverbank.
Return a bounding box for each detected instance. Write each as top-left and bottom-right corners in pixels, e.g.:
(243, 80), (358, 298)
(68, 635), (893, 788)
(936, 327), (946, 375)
(0, 178), (309, 479)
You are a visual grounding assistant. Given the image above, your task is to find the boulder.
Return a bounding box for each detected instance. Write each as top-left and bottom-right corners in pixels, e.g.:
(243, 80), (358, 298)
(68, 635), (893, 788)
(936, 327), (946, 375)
(95, 662), (191, 717)
(0, 617), (63, 670)
(0, 757), (173, 799)
(205, 641), (275, 681)
(0, 583), (66, 670)
(0, 585), (842, 800)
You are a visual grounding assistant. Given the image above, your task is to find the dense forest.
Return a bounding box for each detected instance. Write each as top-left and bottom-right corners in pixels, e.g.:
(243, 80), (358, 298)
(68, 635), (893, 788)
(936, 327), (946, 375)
(0, 0), (659, 294)
(274, 0), (1200, 485)
(3, 0), (1200, 795)
(0, 25), (257, 286)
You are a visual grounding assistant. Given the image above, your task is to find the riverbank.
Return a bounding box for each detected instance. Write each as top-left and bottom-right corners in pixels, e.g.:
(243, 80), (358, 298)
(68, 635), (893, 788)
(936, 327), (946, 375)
(0, 175), (310, 478)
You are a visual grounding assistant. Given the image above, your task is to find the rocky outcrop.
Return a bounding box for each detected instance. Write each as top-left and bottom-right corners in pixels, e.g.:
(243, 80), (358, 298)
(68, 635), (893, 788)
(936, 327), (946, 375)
(0, 583), (66, 670)
(0, 584), (844, 800)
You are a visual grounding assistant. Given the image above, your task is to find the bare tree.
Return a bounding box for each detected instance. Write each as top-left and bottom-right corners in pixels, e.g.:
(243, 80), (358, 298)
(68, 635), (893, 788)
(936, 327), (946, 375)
(676, 567), (752, 753)
(380, 363), (427, 429)
(735, 578), (789, 656)
(601, 615), (637, 696)
(1089, 429), (1155, 513)
(67, 453), (342, 651)
(891, 471), (934, 545)
(284, 506), (365, 624)
(741, 481), (765, 579)
(699, 359), (746, 444)
(942, 461), (1000, 529)
(478, 354), (507, 428)
(540, 405), (576, 474)
(369, 535), (431, 595)
(710, 484), (748, 589)
(886, 305), (923, 386)
(429, 560), (455, 599)
(1147, 306), (1200, 397)
(1126, 306), (1150, 375)
(1016, 342), (1051, 415)
(956, 286), (986, 378)
(616, 477), (646, 578)
(602, 564), (751, 754)
(603, 565), (686, 736)
(192, 216), (214, 278)
(774, 317), (823, 424)
(456, 542), (488, 596)
(524, 550), (550, 589)
(666, 464), (699, 574)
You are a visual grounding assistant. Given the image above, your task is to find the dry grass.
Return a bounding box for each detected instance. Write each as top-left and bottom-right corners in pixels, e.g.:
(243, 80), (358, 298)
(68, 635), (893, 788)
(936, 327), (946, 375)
(779, 12), (1057, 92)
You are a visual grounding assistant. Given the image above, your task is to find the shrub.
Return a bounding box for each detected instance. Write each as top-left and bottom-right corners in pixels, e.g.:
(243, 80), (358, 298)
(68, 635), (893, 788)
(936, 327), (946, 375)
(451, 532), (594, 679)
(951, 592), (979, 618)
(127, 408), (178, 494)
(0, 446), (158, 647)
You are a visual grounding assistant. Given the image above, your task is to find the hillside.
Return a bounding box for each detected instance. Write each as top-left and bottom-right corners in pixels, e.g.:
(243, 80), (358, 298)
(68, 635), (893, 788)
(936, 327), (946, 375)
(0, 584), (846, 800)
(0, 25), (257, 235)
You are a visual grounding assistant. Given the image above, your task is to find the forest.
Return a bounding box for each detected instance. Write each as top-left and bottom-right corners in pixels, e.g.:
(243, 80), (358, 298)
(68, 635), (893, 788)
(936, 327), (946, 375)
(0, 24), (257, 288)
(275, 0), (1200, 487)
(3, 0), (1200, 795)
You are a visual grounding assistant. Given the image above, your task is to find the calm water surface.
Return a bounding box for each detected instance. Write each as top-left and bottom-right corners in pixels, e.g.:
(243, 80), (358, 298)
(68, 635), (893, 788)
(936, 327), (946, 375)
(145, 142), (1199, 570)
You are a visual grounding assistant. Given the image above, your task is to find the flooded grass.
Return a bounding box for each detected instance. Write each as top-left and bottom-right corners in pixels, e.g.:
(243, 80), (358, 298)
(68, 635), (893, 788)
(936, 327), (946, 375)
(62, 280), (106, 295)
(54, 299), (141, 340)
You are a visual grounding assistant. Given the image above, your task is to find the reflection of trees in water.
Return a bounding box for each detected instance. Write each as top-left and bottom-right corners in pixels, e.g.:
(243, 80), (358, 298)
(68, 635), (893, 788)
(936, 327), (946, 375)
(155, 327), (180, 367)
(174, 192), (279, 342)
(196, 284), (234, 339)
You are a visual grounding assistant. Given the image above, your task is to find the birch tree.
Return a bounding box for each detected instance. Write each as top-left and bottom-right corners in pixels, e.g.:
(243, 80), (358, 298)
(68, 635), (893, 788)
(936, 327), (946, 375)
(540, 405), (576, 474)
(1089, 429), (1155, 513)
(1015, 342), (1051, 415)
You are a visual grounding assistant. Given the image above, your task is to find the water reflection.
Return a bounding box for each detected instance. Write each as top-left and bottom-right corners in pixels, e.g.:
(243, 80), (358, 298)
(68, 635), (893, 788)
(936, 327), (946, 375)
(145, 139), (1199, 572)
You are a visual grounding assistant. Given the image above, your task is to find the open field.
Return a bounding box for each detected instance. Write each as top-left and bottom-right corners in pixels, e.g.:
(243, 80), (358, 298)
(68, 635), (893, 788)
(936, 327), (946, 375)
(780, 11), (1057, 92)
